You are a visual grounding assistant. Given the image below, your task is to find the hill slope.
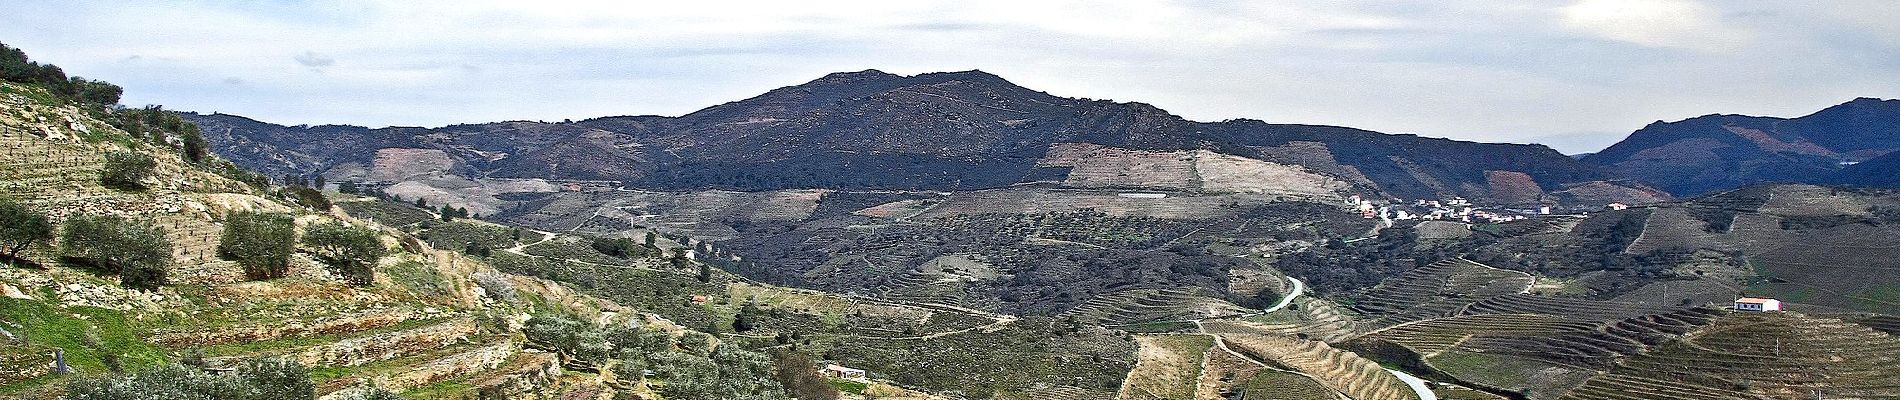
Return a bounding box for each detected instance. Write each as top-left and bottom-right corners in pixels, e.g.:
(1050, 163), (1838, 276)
(1583, 97), (1900, 196)
(186, 69), (1644, 206)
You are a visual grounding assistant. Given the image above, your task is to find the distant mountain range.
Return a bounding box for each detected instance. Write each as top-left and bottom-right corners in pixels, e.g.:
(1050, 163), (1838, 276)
(1581, 97), (1900, 196)
(185, 69), (1664, 206)
(185, 70), (1899, 205)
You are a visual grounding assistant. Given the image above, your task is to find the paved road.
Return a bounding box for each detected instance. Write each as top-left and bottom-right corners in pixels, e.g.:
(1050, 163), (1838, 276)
(1386, 368), (1437, 400)
(1261, 276), (1305, 314)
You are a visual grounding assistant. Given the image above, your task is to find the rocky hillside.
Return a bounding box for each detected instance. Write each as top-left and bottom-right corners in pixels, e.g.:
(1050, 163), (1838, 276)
(186, 69), (1647, 206)
(1583, 97), (1900, 196)
(2, 67), (945, 399)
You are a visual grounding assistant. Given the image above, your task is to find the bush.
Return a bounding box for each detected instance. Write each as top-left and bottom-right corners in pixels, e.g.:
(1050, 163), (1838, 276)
(2, 42), (121, 106)
(0, 198), (53, 264)
(285, 186), (332, 211)
(61, 357), (315, 400)
(218, 211), (298, 280)
(301, 222), (386, 286)
(523, 312), (614, 367)
(770, 349), (841, 400)
(59, 215), (172, 290)
(100, 151), (156, 190)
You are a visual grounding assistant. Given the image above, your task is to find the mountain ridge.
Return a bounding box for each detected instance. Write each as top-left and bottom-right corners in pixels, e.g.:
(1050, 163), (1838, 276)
(1582, 97), (1900, 196)
(185, 69), (1644, 206)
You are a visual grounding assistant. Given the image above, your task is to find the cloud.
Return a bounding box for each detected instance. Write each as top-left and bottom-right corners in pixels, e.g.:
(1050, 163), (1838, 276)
(1558, 0), (1749, 51)
(1, 0), (1895, 154)
(293, 51), (334, 67)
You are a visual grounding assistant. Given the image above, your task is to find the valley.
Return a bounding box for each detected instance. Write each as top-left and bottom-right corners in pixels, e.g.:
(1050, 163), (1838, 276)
(4, 39), (1900, 400)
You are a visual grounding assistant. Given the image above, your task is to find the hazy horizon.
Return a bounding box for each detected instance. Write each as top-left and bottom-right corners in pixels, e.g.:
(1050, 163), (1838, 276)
(5, 0), (1899, 154)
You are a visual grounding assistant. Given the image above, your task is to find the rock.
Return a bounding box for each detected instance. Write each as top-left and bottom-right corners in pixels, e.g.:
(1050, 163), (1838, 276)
(1, 283), (31, 300)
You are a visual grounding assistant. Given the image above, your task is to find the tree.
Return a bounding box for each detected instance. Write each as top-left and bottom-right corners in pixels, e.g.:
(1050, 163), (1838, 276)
(69, 76), (122, 105)
(697, 263), (712, 283)
(733, 301), (761, 332)
(0, 199), (53, 265)
(237, 357), (315, 400)
(337, 181), (359, 194)
(59, 214), (171, 290)
(301, 222), (386, 286)
(61, 356), (318, 400)
(645, 231), (657, 247)
(180, 129), (208, 163)
(219, 211), (298, 280)
(99, 151), (156, 190)
(770, 349), (841, 400)
(285, 186), (331, 211)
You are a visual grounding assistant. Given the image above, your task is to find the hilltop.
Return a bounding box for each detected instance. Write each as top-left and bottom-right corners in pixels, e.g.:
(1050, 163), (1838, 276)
(1583, 97), (1900, 196)
(185, 69), (1654, 207)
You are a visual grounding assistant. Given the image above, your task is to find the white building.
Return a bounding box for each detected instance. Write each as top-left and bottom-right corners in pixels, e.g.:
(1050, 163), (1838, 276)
(1734, 297), (1782, 312)
(820, 364), (869, 382)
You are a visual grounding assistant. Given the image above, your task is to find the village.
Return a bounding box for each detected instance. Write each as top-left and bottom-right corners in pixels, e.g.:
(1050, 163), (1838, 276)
(1344, 194), (1630, 226)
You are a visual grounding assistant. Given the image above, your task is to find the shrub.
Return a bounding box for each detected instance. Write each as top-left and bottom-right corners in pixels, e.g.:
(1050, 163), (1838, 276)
(522, 312), (613, 367)
(59, 215), (171, 290)
(301, 222), (386, 286)
(770, 349), (841, 400)
(61, 357), (315, 400)
(285, 186), (332, 211)
(181, 129), (208, 163)
(0, 199), (53, 264)
(100, 151), (156, 190)
(219, 211), (298, 280)
(236, 357), (315, 399)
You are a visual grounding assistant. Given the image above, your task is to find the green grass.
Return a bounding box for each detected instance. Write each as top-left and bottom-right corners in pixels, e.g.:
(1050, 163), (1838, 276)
(387, 258), (456, 299)
(403, 379), (474, 399)
(1242, 369), (1333, 400)
(0, 297), (169, 375)
(828, 378), (869, 394)
(199, 317), (446, 357)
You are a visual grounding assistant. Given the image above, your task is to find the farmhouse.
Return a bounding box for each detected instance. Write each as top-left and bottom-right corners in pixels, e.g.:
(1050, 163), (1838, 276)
(1734, 297), (1782, 312)
(820, 364), (869, 382)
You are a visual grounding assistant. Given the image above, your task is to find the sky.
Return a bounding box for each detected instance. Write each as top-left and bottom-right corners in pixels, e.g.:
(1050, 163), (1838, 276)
(4, 1), (1898, 154)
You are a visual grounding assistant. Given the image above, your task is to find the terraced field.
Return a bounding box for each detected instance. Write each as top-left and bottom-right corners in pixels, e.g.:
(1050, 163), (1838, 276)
(1118, 334), (1214, 400)
(1351, 258), (1534, 327)
(1221, 334), (1415, 400)
(1226, 296), (1366, 342)
(1063, 288), (1247, 326)
(1237, 369), (1337, 400)
(1559, 312), (1900, 400)
(1461, 294), (1675, 322)
(1349, 303), (1726, 399)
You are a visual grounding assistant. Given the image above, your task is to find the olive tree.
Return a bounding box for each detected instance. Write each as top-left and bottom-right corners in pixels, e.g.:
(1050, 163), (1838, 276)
(300, 222), (386, 286)
(0, 199), (52, 265)
(59, 214), (171, 290)
(99, 151), (156, 190)
(218, 211), (297, 280)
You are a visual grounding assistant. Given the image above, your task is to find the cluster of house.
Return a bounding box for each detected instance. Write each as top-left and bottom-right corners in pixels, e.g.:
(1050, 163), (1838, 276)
(1348, 195), (1635, 225)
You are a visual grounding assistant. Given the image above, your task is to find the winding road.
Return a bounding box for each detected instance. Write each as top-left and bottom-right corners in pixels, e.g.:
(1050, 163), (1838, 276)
(1386, 368), (1437, 400)
(1261, 276), (1305, 314)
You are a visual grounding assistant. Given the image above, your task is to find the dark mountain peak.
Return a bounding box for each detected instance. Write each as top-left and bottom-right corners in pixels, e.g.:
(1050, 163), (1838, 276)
(913, 69), (1005, 82)
(1800, 97), (1900, 119)
(811, 69), (901, 84)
